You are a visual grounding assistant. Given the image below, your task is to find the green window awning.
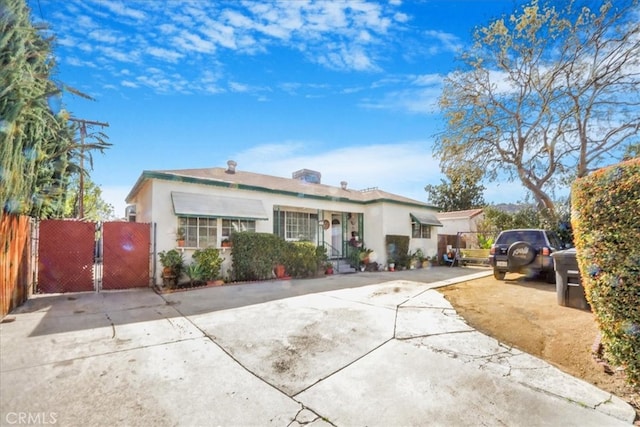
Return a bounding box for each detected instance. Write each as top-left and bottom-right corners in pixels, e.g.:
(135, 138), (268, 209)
(171, 192), (268, 220)
(410, 212), (443, 227)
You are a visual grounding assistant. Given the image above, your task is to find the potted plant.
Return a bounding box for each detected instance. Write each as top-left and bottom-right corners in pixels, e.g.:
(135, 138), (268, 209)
(159, 249), (184, 288)
(413, 248), (426, 269)
(325, 261), (334, 275)
(221, 238), (231, 248)
(185, 263), (206, 287)
(192, 247), (223, 285)
(429, 255), (439, 267)
(388, 258), (395, 272)
(176, 228), (185, 247)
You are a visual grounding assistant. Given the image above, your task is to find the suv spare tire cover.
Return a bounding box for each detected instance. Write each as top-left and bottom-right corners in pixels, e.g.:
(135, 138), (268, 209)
(507, 241), (536, 267)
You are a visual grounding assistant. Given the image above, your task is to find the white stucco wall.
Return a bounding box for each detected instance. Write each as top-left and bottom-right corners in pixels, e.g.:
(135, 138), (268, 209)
(373, 202), (440, 265)
(438, 213), (485, 249)
(440, 217), (474, 236)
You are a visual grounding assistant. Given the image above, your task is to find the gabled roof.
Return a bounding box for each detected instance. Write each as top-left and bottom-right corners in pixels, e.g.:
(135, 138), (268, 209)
(126, 167), (439, 209)
(435, 208), (484, 220)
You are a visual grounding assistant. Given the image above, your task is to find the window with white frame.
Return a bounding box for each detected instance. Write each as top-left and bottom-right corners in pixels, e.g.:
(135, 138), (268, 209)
(412, 221), (431, 239)
(178, 217), (217, 248)
(221, 218), (256, 239)
(274, 210), (318, 241)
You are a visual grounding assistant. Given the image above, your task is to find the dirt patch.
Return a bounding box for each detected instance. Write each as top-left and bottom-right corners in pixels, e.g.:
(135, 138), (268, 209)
(439, 273), (639, 423)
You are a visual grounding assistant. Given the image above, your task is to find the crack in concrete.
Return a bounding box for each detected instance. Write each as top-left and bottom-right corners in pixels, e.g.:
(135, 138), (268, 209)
(104, 313), (115, 338)
(594, 394), (614, 410)
(395, 329), (475, 341)
(0, 337), (205, 373)
(287, 406), (335, 427)
(292, 337), (394, 397)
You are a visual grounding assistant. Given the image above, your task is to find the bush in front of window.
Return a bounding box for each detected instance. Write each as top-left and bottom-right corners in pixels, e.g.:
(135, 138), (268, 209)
(231, 232), (287, 281)
(283, 241), (327, 278)
(192, 247), (223, 282)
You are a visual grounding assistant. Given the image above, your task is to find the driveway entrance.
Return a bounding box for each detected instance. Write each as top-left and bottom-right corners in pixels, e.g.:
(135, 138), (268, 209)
(1, 268), (634, 426)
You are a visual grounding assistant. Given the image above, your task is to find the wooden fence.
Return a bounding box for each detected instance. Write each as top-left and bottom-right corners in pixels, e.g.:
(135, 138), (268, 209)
(1, 214), (34, 318)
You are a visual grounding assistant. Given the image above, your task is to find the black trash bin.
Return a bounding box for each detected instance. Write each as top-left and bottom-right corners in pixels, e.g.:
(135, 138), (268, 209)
(551, 248), (590, 310)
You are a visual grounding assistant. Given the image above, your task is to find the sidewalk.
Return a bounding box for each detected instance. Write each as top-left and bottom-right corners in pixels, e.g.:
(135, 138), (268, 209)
(1, 267), (636, 426)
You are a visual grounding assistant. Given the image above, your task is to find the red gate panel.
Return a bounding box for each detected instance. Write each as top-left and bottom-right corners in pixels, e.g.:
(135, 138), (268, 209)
(38, 220), (95, 293)
(102, 222), (150, 289)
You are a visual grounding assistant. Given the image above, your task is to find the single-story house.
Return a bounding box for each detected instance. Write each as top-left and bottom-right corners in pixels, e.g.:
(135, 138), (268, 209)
(125, 160), (443, 285)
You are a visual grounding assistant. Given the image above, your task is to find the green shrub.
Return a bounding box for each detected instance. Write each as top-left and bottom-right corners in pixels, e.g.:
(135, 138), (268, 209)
(283, 241), (325, 278)
(231, 232), (286, 281)
(571, 158), (640, 386)
(185, 263), (205, 282)
(229, 232), (330, 281)
(158, 249), (184, 276)
(192, 247), (223, 281)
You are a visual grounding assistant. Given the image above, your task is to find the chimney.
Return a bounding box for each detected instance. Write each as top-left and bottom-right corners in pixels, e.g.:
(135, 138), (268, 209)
(341, 181), (348, 190)
(226, 160), (237, 174)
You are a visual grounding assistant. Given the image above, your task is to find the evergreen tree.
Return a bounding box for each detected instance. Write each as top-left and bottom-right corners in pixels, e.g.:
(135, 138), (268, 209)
(0, 0), (110, 218)
(425, 166), (486, 211)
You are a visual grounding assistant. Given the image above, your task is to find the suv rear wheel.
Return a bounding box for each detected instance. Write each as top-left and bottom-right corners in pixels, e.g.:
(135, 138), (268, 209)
(507, 241), (536, 267)
(493, 269), (506, 280)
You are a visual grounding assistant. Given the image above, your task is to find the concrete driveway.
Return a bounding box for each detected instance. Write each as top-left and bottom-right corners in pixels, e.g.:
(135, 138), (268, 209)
(1, 267), (635, 426)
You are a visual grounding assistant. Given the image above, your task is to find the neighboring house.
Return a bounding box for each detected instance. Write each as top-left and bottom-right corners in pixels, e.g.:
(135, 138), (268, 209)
(125, 160), (443, 285)
(436, 209), (484, 236)
(435, 209), (485, 255)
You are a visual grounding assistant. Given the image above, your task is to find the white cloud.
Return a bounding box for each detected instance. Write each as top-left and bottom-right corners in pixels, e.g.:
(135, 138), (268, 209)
(45, 0), (438, 94)
(146, 46), (185, 63)
(158, 23), (178, 34)
(99, 2), (146, 21)
(394, 12), (409, 23)
(89, 29), (124, 44)
(412, 74), (442, 86)
(423, 30), (463, 54)
(172, 30), (216, 53)
(360, 86), (441, 114)
(66, 57), (97, 68)
(98, 46), (138, 62)
(234, 141), (440, 203)
(201, 22), (238, 49)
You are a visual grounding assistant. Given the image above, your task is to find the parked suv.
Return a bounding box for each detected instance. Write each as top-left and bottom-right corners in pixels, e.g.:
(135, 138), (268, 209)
(489, 229), (567, 283)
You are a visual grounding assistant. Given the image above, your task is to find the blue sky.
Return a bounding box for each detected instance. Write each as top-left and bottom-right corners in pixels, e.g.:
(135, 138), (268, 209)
(31, 0), (532, 217)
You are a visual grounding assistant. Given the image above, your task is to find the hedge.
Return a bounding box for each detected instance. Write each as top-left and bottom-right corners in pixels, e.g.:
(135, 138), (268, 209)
(230, 232), (327, 282)
(571, 158), (640, 385)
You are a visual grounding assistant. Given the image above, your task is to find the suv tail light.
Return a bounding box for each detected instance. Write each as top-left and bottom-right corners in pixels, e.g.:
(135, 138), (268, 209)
(542, 247), (550, 256)
(490, 245), (496, 255)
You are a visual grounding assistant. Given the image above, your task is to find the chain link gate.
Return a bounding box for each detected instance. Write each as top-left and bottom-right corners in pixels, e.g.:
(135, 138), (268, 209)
(37, 220), (151, 293)
(101, 222), (151, 290)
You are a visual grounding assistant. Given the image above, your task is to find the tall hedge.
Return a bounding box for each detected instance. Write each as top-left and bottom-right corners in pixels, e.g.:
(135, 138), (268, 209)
(231, 232), (286, 281)
(571, 158), (640, 385)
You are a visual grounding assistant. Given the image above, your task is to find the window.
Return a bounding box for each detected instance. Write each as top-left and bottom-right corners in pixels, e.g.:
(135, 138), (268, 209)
(221, 218), (256, 239)
(274, 210), (318, 241)
(178, 217), (217, 248)
(412, 221), (431, 239)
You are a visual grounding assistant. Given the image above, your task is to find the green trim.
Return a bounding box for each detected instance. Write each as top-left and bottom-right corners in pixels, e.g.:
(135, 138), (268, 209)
(127, 170), (439, 209)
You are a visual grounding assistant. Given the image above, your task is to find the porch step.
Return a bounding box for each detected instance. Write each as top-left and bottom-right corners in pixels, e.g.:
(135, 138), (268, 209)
(331, 258), (357, 274)
(338, 264), (356, 274)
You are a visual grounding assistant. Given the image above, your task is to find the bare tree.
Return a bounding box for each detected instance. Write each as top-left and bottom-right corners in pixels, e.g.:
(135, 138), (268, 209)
(434, 0), (640, 218)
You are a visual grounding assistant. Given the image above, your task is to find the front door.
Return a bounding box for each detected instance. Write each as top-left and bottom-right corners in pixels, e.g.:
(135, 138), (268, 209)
(331, 218), (341, 257)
